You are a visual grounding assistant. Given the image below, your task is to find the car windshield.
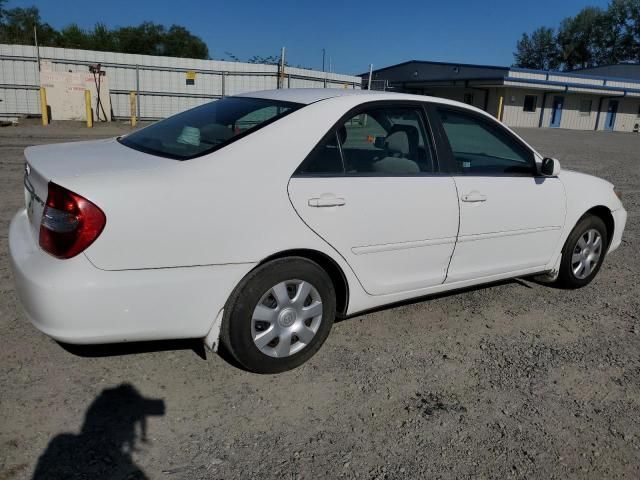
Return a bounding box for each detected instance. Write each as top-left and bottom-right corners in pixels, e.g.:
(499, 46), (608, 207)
(119, 97), (302, 160)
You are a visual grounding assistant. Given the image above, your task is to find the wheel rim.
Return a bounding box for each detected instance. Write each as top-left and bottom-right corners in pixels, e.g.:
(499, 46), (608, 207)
(251, 279), (323, 358)
(571, 228), (603, 280)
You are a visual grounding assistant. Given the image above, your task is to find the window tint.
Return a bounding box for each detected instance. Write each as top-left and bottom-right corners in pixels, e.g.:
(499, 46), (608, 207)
(523, 95), (537, 112)
(437, 108), (534, 175)
(300, 132), (344, 174)
(119, 97), (301, 160)
(299, 105), (436, 175)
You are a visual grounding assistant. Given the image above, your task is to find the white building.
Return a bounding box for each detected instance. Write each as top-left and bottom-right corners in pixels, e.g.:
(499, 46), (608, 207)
(365, 61), (640, 133)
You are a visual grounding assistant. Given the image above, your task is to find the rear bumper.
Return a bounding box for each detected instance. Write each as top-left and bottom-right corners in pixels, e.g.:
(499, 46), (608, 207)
(609, 207), (627, 254)
(9, 209), (254, 344)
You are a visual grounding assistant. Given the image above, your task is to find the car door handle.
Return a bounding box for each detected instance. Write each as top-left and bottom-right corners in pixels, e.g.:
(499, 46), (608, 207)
(461, 192), (487, 203)
(308, 197), (346, 208)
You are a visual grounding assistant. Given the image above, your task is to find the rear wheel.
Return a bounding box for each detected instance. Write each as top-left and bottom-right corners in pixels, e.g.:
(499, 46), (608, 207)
(556, 215), (608, 289)
(220, 257), (336, 373)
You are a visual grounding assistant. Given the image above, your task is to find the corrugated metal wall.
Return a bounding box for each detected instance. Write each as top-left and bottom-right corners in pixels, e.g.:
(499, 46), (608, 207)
(0, 44), (361, 120)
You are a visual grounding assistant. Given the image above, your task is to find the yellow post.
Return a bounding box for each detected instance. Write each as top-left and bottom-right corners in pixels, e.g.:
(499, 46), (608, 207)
(39, 87), (48, 126)
(497, 95), (504, 122)
(84, 90), (93, 128)
(129, 91), (137, 127)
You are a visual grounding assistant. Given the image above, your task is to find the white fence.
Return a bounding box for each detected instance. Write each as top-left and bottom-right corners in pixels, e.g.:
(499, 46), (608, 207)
(0, 44), (361, 120)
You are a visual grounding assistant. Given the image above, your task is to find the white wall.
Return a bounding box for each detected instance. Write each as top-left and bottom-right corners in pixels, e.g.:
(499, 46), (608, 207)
(0, 44), (361, 120)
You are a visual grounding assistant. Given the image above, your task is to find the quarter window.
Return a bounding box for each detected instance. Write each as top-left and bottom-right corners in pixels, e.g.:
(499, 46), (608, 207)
(437, 108), (535, 175)
(298, 106), (436, 175)
(523, 95), (537, 112)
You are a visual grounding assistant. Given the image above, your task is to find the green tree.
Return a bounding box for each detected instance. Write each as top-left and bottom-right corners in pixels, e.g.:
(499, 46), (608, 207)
(514, 27), (560, 70)
(514, 0), (640, 70)
(557, 7), (604, 70)
(163, 25), (208, 59)
(0, 4), (210, 59)
(58, 23), (90, 49)
(89, 22), (116, 52)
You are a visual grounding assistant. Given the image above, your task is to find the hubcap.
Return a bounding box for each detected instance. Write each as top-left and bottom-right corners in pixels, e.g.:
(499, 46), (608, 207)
(571, 228), (603, 280)
(251, 279), (323, 358)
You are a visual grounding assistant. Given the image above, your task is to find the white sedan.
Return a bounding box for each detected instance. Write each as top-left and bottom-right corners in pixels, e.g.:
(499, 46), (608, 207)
(9, 89), (627, 373)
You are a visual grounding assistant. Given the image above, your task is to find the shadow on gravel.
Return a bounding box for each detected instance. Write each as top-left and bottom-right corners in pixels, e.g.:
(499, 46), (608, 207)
(32, 384), (165, 480)
(58, 338), (208, 360)
(338, 277), (535, 323)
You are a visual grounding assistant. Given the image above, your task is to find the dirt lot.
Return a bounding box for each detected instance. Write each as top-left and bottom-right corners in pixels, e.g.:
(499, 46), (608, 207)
(1, 120), (639, 479)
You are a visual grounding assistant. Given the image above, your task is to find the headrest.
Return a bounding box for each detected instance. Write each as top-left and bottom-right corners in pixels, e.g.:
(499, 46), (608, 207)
(385, 130), (410, 156)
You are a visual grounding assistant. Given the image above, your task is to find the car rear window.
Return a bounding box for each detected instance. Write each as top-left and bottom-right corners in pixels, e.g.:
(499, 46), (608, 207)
(119, 97), (302, 160)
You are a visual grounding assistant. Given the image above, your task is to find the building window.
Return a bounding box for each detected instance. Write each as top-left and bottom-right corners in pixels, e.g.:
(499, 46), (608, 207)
(463, 93), (474, 105)
(579, 99), (593, 116)
(523, 95), (537, 112)
(637, 104), (640, 118)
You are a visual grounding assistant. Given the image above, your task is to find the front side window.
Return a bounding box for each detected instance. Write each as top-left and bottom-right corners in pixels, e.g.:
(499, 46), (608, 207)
(437, 108), (535, 175)
(298, 105), (436, 175)
(523, 95), (537, 112)
(120, 97), (301, 160)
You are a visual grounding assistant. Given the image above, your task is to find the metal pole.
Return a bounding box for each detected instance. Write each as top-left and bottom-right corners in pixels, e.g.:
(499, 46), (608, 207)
(322, 49), (327, 88)
(39, 87), (48, 125)
(135, 64), (141, 120)
(279, 47), (285, 89)
(34, 26), (41, 72)
(85, 90), (93, 128)
(367, 64), (373, 90)
(221, 71), (226, 97)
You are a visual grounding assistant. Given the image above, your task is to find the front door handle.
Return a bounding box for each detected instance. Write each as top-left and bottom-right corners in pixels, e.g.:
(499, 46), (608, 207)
(308, 196), (346, 208)
(461, 192), (487, 203)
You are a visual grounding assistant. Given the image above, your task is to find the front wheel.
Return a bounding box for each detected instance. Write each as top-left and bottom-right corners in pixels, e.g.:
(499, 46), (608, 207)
(220, 257), (336, 373)
(556, 215), (608, 289)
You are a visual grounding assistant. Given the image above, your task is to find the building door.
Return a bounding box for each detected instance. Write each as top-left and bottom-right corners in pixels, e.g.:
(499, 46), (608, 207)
(605, 100), (619, 131)
(550, 96), (564, 128)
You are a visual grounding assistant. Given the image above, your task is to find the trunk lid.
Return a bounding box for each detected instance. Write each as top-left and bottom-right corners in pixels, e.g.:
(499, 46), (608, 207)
(23, 137), (174, 240)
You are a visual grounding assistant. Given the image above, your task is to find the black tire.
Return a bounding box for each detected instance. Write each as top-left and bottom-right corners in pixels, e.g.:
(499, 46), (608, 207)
(220, 257), (336, 373)
(556, 215), (608, 289)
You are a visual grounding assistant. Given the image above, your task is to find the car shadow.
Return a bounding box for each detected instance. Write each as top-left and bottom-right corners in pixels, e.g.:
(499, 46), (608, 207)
(58, 338), (208, 360)
(336, 276), (537, 323)
(32, 384), (165, 480)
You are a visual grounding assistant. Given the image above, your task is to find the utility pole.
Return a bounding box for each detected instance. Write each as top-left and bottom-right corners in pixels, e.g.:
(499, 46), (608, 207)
(279, 46), (286, 89)
(322, 49), (327, 88)
(34, 26), (41, 72)
(367, 64), (373, 90)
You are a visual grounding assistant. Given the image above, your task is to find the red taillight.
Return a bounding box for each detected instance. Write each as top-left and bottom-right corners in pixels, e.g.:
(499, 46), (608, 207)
(39, 182), (106, 259)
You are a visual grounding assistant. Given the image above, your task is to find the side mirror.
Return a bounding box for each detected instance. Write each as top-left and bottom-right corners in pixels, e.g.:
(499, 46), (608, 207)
(541, 157), (561, 176)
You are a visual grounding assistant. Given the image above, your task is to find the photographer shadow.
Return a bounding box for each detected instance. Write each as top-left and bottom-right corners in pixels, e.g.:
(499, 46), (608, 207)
(32, 384), (165, 480)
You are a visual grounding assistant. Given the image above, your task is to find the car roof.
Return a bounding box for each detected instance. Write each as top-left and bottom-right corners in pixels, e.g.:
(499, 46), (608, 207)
(235, 88), (469, 109)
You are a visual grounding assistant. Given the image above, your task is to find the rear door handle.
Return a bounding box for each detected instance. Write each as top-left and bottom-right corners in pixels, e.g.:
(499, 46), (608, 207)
(308, 196), (346, 208)
(461, 192), (487, 203)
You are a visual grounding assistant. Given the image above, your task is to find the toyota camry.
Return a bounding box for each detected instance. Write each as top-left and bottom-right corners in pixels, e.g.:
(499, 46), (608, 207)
(9, 89), (627, 373)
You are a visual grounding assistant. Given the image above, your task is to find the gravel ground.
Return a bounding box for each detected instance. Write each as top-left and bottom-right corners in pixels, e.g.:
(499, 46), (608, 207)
(0, 120), (638, 479)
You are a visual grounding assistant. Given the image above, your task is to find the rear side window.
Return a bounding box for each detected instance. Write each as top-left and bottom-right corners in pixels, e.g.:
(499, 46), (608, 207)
(437, 108), (535, 175)
(298, 105), (436, 175)
(119, 97), (301, 160)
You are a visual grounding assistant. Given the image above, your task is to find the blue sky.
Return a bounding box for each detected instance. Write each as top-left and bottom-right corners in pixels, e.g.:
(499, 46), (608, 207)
(11, 0), (609, 74)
